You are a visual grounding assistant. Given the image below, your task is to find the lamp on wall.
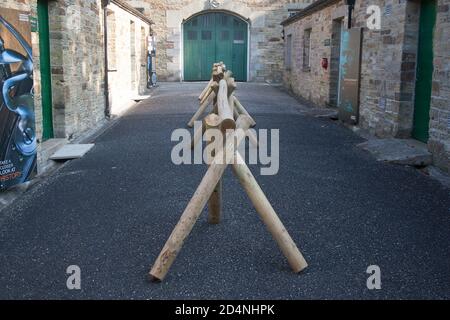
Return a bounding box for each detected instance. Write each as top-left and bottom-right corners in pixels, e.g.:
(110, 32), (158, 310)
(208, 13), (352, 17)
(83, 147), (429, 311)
(344, 0), (356, 29)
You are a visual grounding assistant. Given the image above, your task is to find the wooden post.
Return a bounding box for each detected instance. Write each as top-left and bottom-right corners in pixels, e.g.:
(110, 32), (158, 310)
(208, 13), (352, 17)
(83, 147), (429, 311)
(200, 86), (213, 106)
(228, 95), (235, 117)
(150, 116), (254, 281)
(212, 65), (224, 82)
(247, 129), (259, 148)
(231, 153), (308, 273)
(204, 114), (223, 225)
(199, 79), (213, 101)
(188, 90), (216, 128)
(223, 70), (233, 80)
(227, 78), (237, 97)
(190, 117), (207, 150)
(217, 79), (235, 131)
(233, 105), (240, 120)
(233, 96), (256, 128)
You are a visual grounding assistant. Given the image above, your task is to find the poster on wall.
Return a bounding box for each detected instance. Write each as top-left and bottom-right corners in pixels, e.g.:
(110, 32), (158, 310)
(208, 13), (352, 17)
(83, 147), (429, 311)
(0, 8), (37, 191)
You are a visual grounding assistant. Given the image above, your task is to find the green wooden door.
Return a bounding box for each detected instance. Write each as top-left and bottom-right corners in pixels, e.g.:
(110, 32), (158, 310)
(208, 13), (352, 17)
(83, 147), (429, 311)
(184, 12), (247, 81)
(37, 0), (54, 140)
(413, 0), (436, 143)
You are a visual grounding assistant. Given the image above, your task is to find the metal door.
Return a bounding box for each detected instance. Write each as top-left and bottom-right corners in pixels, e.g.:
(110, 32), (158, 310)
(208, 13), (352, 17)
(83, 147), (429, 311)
(338, 28), (362, 125)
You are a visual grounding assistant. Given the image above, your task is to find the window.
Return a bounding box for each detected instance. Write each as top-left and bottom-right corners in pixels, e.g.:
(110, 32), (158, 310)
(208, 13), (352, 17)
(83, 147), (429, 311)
(202, 30), (212, 40)
(285, 34), (292, 70)
(303, 28), (312, 71)
(221, 30), (229, 41)
(187, 30), (197, 40)
(234, 30), (244, 41)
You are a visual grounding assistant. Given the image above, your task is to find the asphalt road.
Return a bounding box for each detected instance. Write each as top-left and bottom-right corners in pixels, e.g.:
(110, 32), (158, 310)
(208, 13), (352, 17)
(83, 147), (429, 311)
(0, 83), (449, 299)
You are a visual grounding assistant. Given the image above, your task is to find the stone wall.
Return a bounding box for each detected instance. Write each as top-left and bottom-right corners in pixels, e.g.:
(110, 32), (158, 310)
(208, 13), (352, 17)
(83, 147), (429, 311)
(125, 0), (313, 82)
(106, 2), (151, 115)
(283, 1), (347, 106)
(429, 0), (450, 172)
(2, 0), (151, 141)
(282, 0), (450, 173)
(47, 0), (106, 140)
(352, 0), (421, 139)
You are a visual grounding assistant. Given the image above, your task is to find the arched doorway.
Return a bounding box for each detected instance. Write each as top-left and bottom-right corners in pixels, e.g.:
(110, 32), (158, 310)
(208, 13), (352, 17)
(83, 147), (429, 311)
(183, 11), (248, 81)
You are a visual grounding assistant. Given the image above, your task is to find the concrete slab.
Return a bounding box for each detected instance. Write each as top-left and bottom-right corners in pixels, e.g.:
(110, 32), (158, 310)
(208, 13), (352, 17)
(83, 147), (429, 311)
(38, 138), (68, 174)
(133, 95), (151, 102)
(358, 138), (432, 167)
(50, 144), (95, 160)
(426, 166), (450, 188)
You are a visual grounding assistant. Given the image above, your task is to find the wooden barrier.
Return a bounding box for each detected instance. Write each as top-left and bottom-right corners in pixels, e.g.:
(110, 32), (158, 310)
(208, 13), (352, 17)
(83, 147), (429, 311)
(149, 63), (308, 281)
(150, 116), (254, 281)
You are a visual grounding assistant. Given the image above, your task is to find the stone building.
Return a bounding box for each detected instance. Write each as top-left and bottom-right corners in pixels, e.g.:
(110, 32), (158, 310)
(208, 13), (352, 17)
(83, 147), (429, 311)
(124, 0), (313, 82)
(282, 0), (450, 173)
(1, 0), (152, 178)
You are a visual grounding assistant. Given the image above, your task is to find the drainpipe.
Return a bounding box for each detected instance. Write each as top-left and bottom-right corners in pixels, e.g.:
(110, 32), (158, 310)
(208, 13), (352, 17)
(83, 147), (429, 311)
(345, 0), (356, 29)
(101, 0), (111, 118)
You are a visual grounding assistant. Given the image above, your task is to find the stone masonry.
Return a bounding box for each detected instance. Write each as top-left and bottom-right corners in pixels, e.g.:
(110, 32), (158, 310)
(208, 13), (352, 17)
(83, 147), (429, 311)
(47, 0), (106, 139)
(2, 0), (151, 175)
(282, 0), (450, 173)
(429, 0), (450, 172)
(106, 2), (151, 115)
(124, 0), (313, 82)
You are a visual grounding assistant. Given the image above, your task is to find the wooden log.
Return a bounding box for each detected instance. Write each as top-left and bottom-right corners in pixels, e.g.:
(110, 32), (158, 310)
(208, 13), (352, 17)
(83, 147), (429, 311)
(230, 95), (257, 146)
(150, 115), (254, 281)
(233, 105), (240, 120)
(200, 86), (213, 106)
(190, 118), (206, 150)
(217, 79), (236, 132)
(204, 114), (223, 225)
(228, 95), (235, 117)
(233, 96), (256, 128)
(188, 91), (215, 128)
(212, 65), (224, 82)
(247, 129), (259, 148)
(223, 70), (233, 80)
(226, 77), (237, 97)
(199, 79), (213, 101)
(231, 152), (308, 273)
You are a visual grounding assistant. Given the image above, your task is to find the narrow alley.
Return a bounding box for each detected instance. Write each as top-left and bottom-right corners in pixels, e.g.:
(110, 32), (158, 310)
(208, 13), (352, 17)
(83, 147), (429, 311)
(0, 83), (448, 299)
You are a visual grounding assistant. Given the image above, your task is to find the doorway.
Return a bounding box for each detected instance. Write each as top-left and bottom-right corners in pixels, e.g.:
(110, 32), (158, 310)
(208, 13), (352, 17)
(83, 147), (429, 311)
(37, 0), (54, 140)
(329, 18), (344, 107)
(183, 11), (248, 81)
(412, 0), (436, 143)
